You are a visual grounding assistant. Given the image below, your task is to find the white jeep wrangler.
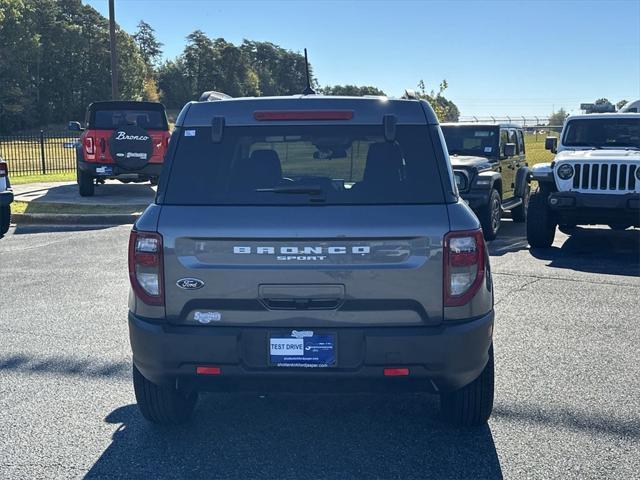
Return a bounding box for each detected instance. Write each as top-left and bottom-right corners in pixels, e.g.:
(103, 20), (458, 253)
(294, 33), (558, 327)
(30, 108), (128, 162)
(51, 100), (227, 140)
(527, 113), (640, 247)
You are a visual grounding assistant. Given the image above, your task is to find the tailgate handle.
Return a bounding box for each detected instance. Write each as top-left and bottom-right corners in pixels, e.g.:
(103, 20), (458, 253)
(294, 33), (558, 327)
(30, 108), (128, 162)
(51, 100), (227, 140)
(259, 284), (344, 310)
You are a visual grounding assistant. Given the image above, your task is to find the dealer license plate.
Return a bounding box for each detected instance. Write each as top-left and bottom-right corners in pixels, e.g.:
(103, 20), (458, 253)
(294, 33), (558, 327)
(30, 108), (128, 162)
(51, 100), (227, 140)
(269, 332), (336, 368)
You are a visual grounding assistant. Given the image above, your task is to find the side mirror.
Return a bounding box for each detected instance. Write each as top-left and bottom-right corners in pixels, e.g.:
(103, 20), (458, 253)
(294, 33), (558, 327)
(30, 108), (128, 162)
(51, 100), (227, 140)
(503, 143), (516, 157)
(544, 136), (557, 153)
(68, 121), (83, 132)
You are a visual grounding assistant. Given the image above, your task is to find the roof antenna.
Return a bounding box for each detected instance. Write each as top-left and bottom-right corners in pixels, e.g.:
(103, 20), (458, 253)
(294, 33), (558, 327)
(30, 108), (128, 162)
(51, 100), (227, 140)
(302, 48), (316, 95)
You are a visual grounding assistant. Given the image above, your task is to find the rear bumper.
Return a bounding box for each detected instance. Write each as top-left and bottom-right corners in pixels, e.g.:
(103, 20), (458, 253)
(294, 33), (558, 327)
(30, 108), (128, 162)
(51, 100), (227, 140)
(0, 190), (13, 207)
(548, 192), (640, 225)
(77, 160), (163, 178)
(129, 310), (494, 393)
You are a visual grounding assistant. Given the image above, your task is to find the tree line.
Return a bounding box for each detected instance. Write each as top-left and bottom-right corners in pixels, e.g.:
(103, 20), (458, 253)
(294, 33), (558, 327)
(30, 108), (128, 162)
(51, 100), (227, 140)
(0, 0), (459, 133)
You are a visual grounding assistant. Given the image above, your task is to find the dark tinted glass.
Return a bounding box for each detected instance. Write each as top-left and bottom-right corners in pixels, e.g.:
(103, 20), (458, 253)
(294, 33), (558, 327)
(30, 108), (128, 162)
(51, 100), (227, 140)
(563, 118), (640, 148)
(92, 110), (166, 129)
(441, 126), (499, 157)
(162, 125), (445, 205)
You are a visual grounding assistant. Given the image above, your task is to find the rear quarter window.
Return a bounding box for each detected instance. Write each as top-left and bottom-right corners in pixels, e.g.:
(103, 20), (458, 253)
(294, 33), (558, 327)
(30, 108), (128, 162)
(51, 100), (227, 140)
(161, 124), (445, 206)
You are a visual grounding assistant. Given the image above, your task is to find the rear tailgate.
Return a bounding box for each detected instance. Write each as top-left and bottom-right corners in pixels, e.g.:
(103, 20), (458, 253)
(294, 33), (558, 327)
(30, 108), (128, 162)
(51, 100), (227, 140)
(83, 129), (168, 163)
(159, 205), (448, 327)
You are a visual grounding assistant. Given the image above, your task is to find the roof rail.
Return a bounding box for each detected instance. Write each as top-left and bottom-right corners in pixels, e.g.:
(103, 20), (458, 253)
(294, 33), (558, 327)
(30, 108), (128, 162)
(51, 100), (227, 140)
(402, 89), (419, 100)
(199, 91), (232, 102)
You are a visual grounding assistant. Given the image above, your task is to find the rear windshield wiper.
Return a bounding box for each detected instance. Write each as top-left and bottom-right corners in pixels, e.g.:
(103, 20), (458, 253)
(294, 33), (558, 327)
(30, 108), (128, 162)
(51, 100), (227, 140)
(256, 186), (324, 195)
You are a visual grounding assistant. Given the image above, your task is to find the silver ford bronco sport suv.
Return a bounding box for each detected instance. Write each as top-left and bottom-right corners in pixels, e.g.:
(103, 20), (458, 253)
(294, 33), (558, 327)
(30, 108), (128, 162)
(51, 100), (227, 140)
(128, 95), (495, 426)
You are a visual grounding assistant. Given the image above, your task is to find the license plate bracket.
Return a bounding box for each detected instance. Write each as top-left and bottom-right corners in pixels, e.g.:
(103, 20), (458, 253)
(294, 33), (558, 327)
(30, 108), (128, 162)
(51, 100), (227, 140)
(269, 331), (336, 368)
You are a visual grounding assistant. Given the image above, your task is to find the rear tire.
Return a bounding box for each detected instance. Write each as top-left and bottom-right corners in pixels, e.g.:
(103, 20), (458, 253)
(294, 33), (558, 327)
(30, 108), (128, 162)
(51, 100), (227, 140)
(440, 345), (494, 427)
(77, 169), (95, 197)
(133, 364), (198, 425)
(527, 187), (556, 248)
(511, 184), (530, 223)
(0, 205), (10, 236)
(479, 189), (501, 241)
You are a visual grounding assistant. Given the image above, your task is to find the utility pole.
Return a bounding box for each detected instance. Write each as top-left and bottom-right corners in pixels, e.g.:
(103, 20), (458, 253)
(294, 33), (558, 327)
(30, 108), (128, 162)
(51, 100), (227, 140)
(108, 0), (119, 100)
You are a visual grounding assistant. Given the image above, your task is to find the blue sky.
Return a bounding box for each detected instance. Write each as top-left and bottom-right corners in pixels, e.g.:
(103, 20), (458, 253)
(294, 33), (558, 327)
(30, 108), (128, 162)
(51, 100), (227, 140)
(85, 0), (640, 118)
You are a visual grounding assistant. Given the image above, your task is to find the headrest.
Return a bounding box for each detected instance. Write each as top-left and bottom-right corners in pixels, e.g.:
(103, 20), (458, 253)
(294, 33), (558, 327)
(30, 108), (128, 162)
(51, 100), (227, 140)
(234, 149), (283, 189)
(363, 143), (403, 183)
(136, 114), (149, 128)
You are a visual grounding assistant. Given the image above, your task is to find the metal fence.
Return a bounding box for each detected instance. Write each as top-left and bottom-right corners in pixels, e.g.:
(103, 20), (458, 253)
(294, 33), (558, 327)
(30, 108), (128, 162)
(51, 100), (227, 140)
(0, 130), (80, 177)
(457, 116), (563, 136)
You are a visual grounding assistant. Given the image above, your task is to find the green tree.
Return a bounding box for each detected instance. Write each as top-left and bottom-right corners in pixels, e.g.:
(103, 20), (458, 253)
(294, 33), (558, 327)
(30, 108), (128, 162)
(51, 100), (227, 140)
(0, 0), (39, 131)
(182, 30), (220, 99)
(616, 99), (628, 110)
(157, 34), (313, 108)
(133, 20), (163, 69)
(213, 38), (260, 97)
(0, 0), (146, 132)
(549, 108), (568, 126)
(156, 58), (192, 109)
(241, 40), (313, 95)
(320, 85), (386, 96)
(416, 79), (460, 122)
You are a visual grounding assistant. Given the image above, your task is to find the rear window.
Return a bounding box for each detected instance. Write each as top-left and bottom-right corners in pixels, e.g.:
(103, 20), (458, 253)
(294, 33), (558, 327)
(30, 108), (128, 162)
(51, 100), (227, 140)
(91, 110), (167, 130)
(441, 126), (499, 157)
(162, 125), (445, 205)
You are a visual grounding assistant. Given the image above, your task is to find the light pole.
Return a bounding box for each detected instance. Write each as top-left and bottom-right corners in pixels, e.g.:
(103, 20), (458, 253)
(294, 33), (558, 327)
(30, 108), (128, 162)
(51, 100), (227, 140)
(108, 0), (119, 100)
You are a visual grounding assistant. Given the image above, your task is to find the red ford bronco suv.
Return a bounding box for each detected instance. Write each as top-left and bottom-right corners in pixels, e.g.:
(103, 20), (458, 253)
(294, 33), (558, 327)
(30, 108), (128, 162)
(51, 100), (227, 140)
(69, 101), (170, 196)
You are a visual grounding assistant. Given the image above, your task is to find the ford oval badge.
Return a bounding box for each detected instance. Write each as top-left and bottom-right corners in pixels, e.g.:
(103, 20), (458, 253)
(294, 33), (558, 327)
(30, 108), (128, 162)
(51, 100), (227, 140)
(176, 278), (205, 290)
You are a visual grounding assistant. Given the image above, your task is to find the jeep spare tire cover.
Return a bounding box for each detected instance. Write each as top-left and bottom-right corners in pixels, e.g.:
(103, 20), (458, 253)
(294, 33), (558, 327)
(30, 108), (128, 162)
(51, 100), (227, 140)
(109, 125), (153, 170)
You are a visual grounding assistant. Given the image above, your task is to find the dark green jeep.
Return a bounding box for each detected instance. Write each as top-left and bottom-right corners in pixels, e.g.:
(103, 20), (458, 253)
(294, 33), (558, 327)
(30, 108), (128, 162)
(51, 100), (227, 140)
(441, 123), (531, 240)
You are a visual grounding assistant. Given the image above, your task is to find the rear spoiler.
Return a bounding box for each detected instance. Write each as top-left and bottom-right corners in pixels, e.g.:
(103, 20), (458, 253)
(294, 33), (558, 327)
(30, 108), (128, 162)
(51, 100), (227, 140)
(199, 91), (232, 102)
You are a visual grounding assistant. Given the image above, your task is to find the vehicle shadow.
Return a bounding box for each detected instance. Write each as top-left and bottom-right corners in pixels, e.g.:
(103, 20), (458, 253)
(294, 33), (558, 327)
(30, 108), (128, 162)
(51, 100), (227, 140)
(530, 227), (640, 277)
(86, 395), (503, 480)
(487, 220), (529, 257)
(14, 180), (155, 206)
(9, 224), (121, 235)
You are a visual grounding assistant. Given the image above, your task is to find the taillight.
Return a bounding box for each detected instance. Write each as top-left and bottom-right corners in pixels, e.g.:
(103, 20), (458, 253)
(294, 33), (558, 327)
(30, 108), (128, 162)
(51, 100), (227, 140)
(0, 161), (7, 178)
(443, 229), (485, 307)
(84, 136), (95, 155)
(128, 230), (164, 306)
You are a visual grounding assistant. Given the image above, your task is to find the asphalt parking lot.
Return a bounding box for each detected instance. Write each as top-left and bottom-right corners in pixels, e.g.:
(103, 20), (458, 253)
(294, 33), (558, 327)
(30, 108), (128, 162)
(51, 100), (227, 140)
(0, 221), (638, 479)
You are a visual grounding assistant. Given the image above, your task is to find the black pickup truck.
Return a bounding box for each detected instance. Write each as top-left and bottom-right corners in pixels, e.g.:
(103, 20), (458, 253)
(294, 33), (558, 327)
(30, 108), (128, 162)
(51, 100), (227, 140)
(441, 123), (531, 240)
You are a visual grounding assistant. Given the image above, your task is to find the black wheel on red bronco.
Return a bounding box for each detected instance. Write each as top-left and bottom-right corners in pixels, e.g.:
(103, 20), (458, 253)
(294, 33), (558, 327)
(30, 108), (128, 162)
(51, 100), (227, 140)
(77, 169), (95, 197)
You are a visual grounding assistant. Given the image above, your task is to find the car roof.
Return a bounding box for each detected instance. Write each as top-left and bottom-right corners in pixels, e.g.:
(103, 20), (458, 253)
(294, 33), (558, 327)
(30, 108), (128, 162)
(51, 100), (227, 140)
(88, 101), (166, 112)
(440, 122), (522, 129)
(176, 95), (438, 127)
(566, 112), (640, 120)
